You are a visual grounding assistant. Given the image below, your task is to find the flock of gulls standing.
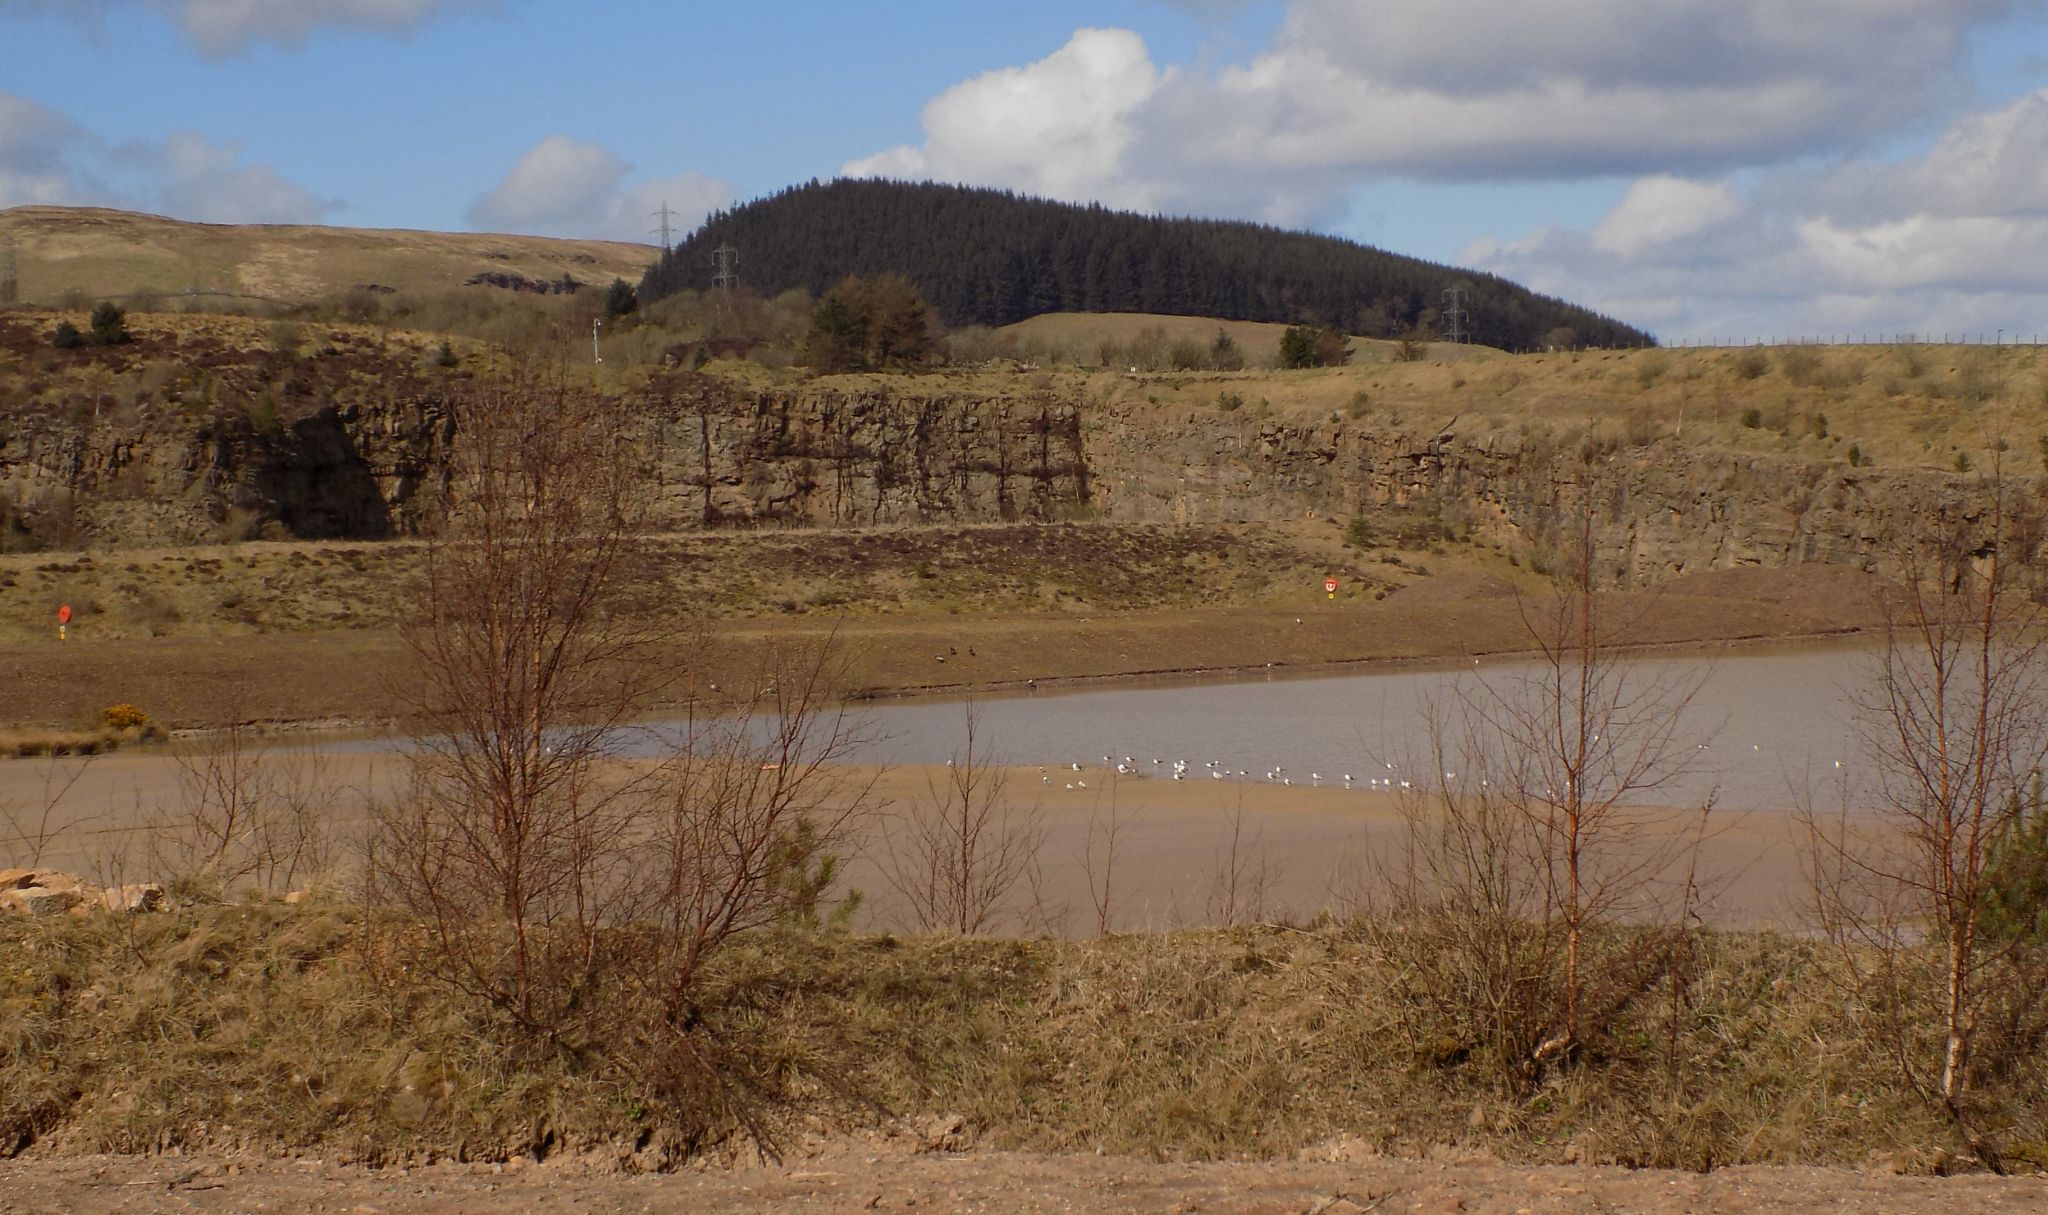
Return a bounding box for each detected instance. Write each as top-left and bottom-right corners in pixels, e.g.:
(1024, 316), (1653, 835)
(1035, 756), (1419, 793)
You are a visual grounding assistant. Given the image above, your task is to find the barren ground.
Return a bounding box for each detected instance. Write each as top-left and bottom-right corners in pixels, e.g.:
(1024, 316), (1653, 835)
(6, 1144), (2046, 1215)
(0, 562), (1886, 733)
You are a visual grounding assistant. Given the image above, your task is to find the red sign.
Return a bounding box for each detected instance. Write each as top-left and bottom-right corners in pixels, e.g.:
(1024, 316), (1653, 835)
(1323, 578), (1338, 594)
(57, 604), (72, 625)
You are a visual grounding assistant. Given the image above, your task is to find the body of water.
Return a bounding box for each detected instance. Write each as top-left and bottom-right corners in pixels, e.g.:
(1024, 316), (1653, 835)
(634, 639), (1878, 813)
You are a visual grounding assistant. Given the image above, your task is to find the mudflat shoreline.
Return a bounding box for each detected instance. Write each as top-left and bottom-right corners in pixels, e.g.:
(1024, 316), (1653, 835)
(2, 564), (1886, 736)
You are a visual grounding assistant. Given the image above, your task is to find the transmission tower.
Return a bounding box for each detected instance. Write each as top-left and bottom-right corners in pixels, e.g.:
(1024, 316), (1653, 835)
(0, 237), (18, 307)
(711, 242), (740, 292)
(1441, 283), (1470, 345)
(653, 202), (675, 253)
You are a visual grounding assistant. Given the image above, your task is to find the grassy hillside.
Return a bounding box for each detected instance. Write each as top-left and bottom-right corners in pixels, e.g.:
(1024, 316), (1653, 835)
(996, 311), (1507, 366)
(0, 206), (655, 307)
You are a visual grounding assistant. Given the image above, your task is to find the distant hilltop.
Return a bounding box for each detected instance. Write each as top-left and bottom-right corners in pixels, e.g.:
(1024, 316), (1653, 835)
(0, 205), (655, 307)
(643, 179), (1651, 351)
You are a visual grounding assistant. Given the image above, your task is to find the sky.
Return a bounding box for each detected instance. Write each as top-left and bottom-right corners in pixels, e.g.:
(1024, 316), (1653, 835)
(5, 0), (2048, 342)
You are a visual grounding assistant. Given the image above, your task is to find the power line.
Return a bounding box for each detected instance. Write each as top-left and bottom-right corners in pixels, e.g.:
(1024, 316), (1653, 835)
(653, 202), (675, 253)
(712, 242), (739, 292)
(1441, 283), (1470, 345)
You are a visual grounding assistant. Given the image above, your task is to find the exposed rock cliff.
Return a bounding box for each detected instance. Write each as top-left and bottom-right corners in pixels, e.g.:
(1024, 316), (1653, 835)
(2, 370), (2040, 588)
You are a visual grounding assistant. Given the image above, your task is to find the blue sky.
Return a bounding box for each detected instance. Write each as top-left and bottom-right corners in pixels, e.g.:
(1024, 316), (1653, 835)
(6, 1), (2048, 341)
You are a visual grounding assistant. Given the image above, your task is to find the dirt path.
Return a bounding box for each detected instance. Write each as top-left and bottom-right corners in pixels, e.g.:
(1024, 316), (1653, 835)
(5, 1146), (2044, 1214)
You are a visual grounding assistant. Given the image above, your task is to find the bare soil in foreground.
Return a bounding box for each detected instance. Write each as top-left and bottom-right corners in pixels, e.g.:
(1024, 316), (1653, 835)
(6, 1143), (2046, 1215)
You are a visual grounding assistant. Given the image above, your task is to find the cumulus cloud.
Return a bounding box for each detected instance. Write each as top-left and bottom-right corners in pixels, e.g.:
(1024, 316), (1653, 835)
(845, 1), (2045, 335)
(1591, 177), (1743, 258)
(0, 0), (488, 54)
(0, 88), (333, 221)
(126, 130), (336, 223)
(466, 134), (732, 240)
(847, 1), (2021, 224)
(846, 29), (1167, 210)
(0, 93), (89, 206)
(1465, 85), (2048, 340)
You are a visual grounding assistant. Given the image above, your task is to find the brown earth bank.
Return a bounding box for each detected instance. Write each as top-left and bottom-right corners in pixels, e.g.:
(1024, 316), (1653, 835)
(0, 563), (1885, 734)
(0, 760), (1812, 933)
(6, 1147), (2048, 1215)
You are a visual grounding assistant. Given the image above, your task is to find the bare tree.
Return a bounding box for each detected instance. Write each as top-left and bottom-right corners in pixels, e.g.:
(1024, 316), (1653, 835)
(1803, 457), (2048, 1150)
(1496, 507), (1714, 1053)
(1207, 795), (1282, 928)
(372, 368), (886, 1151)
(637, 643), (878, 1009)
(615, 643), (881, 1147)
(1373, 493), (1715, 1085)
(374, 366), (671, 1033)
(1083, 777), (1128, 936)
(0, 753), (99, 868)
(878, 705), (1044, 934)
(154, 684), (340, 897)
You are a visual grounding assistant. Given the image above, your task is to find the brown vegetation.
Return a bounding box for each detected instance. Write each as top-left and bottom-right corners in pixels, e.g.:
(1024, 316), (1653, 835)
(1802, 453), (2048, 1167)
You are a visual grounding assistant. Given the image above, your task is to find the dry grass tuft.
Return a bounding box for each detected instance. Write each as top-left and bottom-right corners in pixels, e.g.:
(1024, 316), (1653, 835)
(4, 910), (2040, 1170)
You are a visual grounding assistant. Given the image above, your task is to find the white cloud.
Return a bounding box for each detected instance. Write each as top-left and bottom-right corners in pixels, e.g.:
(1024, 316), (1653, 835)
(848, 2), (2022, 225)
(134, 130), (335, 223)
(1464, 86), (2048, 340)
(845, 29), (1166, 210)
(0, 89), (333, 222)
(0, 93), (87, 206)
(844, 3), (2047, 335)
(466, 134), (731, 240)
(0, 0), (487, 54)
(1591, 177), (1742, 258)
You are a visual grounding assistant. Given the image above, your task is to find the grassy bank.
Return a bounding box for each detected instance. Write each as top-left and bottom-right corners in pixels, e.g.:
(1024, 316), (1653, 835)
(3, 905), (2034, 1172)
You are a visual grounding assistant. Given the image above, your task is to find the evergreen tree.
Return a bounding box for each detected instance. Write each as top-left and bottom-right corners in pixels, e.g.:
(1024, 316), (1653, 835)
(603, 278), (638, 319)
(806, 283), (868, 373)
(641, 180), (1652, 351)
(89, 301), (130, 346)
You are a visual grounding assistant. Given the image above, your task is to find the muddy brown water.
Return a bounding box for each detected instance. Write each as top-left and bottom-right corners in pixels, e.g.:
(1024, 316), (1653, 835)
(637, 638), (1878, 815)
(5, 640), (1894, 932)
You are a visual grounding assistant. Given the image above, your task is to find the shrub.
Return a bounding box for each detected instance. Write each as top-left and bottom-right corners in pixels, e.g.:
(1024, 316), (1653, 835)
(1281, 323), (1353, 369)
(1732, 348), (1768, 380)
(1215, 391), (1244, 412)
(100, 703), (150, 730)
(50, 320), (83, 349)
(90, 301), (131, 346)
(1777, 345), (1821, 385)
(1740, 407), (1764, 429)
(1208, 329), (1245, 372)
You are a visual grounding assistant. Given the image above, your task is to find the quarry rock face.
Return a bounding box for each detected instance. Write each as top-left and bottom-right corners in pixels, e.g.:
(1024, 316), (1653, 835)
(3, 377), (2040, 587)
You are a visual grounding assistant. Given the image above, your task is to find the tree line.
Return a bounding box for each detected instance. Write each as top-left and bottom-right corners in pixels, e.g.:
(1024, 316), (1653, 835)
(641, 179), (1651, 351)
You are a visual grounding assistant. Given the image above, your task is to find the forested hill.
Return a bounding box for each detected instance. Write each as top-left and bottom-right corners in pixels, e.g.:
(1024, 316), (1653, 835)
(641, 179), (1651, 350)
